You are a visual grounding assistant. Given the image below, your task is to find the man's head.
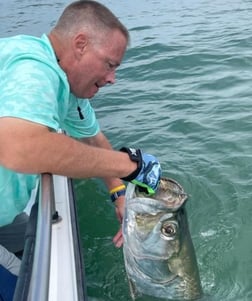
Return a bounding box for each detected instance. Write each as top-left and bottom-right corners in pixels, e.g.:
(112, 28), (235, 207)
(49, 0), (129, 98)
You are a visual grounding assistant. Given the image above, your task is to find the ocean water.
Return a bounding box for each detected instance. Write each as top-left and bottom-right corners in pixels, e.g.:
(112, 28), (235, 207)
(1, 0), (252, 300)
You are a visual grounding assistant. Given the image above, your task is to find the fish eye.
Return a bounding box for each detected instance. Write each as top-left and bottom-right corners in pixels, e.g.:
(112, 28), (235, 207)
(161, 221), (177, 240)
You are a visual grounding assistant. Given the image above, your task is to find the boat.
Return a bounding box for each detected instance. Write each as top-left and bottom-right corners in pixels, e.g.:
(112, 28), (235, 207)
(13, 173), (87, 301)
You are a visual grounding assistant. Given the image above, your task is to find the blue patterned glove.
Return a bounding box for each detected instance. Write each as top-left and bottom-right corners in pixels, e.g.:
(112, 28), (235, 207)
(120, 147), (161, 195)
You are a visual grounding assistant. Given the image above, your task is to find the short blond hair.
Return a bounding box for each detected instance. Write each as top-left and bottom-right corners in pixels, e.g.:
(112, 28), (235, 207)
(52, 0), (129, 44)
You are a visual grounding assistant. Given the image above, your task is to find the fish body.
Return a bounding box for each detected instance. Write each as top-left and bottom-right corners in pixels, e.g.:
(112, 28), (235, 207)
(122, 178), (202, 300)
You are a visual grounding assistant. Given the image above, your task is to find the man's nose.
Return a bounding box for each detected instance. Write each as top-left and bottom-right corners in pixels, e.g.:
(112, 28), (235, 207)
(106, 70), (116, 84)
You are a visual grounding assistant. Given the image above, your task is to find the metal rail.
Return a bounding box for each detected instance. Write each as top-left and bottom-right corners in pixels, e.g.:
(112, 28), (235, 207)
(27, 173), (54, 301)
(13, 173), (56, 301)
(13, 173), (87, 301)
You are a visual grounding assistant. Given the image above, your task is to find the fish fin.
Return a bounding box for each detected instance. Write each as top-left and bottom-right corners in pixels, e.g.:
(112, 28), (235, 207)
(128, 278), (138, 300)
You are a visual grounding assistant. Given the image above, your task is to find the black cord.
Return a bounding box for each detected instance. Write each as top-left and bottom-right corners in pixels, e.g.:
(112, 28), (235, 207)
(77, 106), (84, 120)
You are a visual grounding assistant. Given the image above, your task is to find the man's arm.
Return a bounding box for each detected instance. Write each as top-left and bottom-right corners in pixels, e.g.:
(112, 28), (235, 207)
(0, 117), (136, 178)
(81, 132), (126, 247)
(81, 132), (126, 190)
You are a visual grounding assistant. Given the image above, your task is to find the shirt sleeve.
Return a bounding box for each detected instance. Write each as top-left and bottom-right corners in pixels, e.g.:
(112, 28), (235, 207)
(0, 57), (69, 132)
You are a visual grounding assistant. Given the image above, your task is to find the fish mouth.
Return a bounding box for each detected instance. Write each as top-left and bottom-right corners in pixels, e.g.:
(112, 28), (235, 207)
(135, 177), (188, 211)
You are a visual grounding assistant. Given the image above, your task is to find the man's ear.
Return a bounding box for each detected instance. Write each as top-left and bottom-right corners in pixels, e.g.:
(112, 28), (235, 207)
(73, 33), (89, 59)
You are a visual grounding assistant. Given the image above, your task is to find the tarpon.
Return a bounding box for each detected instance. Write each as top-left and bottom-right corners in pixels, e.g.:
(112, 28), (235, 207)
(122, 178), (203, 300)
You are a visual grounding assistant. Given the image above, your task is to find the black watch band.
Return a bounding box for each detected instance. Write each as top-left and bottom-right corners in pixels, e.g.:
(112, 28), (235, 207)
(110, 189), (126, 202)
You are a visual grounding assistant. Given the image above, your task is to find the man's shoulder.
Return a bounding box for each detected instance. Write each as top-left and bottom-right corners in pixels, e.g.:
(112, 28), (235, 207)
(0, 34), (56, 66)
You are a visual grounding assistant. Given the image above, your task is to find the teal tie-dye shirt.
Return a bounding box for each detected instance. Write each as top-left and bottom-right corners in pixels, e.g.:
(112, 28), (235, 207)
(0, 34), (100, 226)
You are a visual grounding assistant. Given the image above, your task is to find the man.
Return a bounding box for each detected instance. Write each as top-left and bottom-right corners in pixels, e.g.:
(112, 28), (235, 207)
(0, 0), (161, 252)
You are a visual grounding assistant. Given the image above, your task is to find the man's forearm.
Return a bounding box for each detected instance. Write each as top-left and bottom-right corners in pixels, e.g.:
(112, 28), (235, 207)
(81, 132), (126, 191)
(0, 118), (136, 179)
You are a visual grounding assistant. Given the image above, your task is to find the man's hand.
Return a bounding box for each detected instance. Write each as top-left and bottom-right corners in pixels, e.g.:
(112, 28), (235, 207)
(120, 147), (161, 194)
(112, 195), (125, 248)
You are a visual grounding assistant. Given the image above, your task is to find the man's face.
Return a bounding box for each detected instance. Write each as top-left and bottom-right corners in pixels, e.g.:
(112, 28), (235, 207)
(68, 30), (127, 99)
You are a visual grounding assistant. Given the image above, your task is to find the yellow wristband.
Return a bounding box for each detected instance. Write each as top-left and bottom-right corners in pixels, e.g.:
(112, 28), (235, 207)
(109, 184), (126, 194)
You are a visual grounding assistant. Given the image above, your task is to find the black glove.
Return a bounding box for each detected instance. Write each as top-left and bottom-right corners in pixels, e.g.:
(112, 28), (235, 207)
(120, 147), (161, 194)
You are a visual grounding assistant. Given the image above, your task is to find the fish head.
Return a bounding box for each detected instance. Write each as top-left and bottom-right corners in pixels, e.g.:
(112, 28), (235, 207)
(123, 178), (188, 260)
(123, 178), (203, 300)
(135, 210), (183, 259)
